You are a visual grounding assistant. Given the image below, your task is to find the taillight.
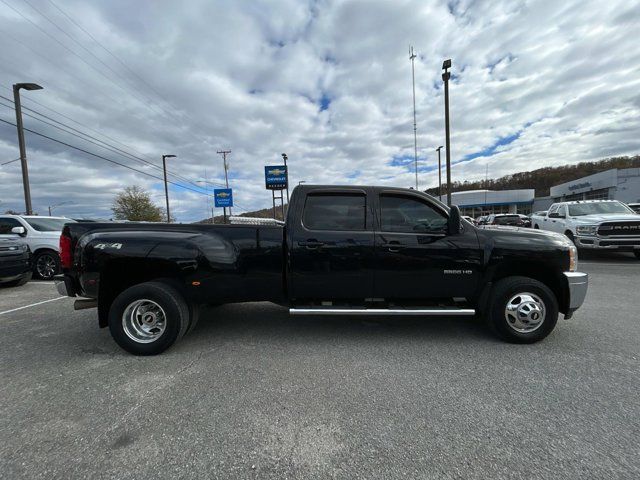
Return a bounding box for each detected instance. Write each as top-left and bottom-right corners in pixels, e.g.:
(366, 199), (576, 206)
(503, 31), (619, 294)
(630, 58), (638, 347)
(60, 233), (72, 269)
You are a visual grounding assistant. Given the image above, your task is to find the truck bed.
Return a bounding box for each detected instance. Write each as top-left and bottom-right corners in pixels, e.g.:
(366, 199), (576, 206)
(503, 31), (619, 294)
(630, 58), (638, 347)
(63, 222), (286, 304)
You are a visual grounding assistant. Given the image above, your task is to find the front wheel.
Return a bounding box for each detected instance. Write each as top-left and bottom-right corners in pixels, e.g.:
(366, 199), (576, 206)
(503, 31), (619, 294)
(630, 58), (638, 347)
(487, 276), (558, 343)
(108, 281), (190, 355)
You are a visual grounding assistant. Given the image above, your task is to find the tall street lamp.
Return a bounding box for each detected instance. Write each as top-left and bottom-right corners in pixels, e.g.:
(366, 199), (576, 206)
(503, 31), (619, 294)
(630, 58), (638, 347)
(281, 153), (290, 208)
(436, 146), (444, 200)
(162, 154), (176, 222)
(13, 83), (43, 215)
(442, 59), (452, 206)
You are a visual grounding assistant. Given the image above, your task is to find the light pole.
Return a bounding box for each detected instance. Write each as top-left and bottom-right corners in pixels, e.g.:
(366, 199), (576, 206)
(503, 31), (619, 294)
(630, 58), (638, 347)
(162, 154), (176, 222)
(48, 201), (73, 216)
(409, 47), (419, 190)
(13, 83), (43, 215)
(442, 59), (452, 206)
(298, 180), (306, 186)
(281, 153), (290, 208)
(436, 146), (443, 200)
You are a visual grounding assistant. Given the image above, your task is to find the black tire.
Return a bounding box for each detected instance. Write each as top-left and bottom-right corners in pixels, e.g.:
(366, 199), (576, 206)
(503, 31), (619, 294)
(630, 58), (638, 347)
(634, 250), (640, 260)
(108, 281), (190, 355)
(565, 231), (578, 247)
(33, 250), (60, 280)
(1, 272), (32, 288)
(534, 225), (539, 229)
(486, 276), (559, 344)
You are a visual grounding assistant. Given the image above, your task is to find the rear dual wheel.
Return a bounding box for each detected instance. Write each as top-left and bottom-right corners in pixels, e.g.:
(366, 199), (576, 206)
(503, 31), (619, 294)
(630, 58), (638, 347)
(108, 281), (197, 355)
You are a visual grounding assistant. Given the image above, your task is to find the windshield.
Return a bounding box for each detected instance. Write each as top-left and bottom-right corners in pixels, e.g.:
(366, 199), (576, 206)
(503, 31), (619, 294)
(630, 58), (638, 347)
(24, 218), (75, 232)
(567, 202), (634, 216)
(494, 215), (521, 224)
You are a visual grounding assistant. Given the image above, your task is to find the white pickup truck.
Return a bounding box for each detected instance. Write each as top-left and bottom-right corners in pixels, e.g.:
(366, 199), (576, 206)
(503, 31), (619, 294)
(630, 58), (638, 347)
(532, 200), (640, 258)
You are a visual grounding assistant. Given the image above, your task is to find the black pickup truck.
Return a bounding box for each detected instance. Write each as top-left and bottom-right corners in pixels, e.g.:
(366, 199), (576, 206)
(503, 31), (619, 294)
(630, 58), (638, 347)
(56, 185), (588, 355)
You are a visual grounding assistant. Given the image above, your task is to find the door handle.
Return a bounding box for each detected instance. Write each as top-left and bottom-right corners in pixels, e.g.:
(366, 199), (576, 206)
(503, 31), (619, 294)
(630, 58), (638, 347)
(298, 240), (325, 249)
(382, 241), (404, 253)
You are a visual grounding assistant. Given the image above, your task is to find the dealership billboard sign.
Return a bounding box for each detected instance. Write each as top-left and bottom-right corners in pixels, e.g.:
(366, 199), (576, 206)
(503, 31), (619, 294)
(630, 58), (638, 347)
(265, 165), (288, 190)
(214, 188), (233, 208)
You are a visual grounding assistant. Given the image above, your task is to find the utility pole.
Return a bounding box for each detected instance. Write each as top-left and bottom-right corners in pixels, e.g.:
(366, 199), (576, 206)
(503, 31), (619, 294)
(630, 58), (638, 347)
(436, 146), (443, 200)
(409, 46), (419, 190)
(281, 153), (290, 210)
(442, 59), (452, 206)
(217, 150), (232, 220)
(13, 83), (43, 215)
(162, 154), (176, 222)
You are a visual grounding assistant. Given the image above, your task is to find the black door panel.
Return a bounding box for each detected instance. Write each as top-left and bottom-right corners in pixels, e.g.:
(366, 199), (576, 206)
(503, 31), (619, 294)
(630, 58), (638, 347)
(373, 193), (481, 300)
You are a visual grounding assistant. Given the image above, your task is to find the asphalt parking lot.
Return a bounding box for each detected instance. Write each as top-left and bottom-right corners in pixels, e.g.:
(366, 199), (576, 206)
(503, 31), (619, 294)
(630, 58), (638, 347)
(1, 253), (639, 479)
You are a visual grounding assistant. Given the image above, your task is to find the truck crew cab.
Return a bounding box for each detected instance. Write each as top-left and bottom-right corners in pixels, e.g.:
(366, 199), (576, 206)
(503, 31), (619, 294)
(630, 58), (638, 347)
(56, 185), (588, 355)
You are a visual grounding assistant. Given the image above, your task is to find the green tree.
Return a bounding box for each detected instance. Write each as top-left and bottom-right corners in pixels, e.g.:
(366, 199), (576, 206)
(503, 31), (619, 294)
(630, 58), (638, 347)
(111, 186), (165, 222)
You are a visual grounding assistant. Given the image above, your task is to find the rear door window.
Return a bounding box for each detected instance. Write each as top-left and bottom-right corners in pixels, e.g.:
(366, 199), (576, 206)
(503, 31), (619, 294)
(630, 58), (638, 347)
(303, 194), (366, 231)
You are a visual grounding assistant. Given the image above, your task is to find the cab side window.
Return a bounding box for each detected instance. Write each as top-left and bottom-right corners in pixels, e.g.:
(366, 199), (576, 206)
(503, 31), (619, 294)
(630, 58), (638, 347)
(303, 193), (366, 231)
(0, 218), (22, 235)
(380, 195), (447, 233)
(558, 205), (567, 217)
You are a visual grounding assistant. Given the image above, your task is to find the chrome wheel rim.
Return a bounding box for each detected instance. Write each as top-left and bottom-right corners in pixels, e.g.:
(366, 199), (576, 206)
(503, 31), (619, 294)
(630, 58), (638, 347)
(36, 254), (57, 279)
(504, 292), (546, 333)
(122, 299), (167, 343)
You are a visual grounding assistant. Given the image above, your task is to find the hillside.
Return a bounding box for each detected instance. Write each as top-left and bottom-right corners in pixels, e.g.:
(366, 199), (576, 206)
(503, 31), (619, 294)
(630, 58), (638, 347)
(425, 155), (640, 197)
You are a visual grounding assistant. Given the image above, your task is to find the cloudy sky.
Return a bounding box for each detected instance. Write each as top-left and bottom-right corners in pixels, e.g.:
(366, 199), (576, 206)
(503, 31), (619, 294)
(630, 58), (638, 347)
(1, 0), (639, 221)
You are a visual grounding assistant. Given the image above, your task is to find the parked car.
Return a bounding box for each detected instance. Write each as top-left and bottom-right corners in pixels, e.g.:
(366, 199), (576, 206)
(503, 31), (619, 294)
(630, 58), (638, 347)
(518, 214), (532, 228)
(461, 215), (476, 225)
(476, 215), (488, 225)
(0, 215), (76, 280)
(532, 200), (640, 257)
(57, 185), (588, 355)
(483, 214), (528, 227)
(0, 237), (32, 287)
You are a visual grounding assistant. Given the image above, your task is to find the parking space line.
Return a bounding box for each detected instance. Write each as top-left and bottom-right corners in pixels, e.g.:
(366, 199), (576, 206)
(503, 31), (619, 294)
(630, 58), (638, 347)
(0, 297), (66, 316)
(580, 262), (639, 266)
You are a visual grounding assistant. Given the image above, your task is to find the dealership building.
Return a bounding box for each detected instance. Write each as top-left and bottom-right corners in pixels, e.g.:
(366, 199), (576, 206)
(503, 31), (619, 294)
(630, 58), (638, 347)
(441, 168), (640, 217)
(438, 189), (535, 217)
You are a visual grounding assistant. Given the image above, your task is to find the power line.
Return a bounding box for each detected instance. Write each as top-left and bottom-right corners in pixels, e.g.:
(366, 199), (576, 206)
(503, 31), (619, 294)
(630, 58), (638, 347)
(1, 158), (20, 166)
(0, 118), (249, 212)
(0, 94), (216, 189)
(47, 0), (173, 109)
(0, 0), (164, 116)
(21, 0), (167, 113)
(0, 117), (208, 197)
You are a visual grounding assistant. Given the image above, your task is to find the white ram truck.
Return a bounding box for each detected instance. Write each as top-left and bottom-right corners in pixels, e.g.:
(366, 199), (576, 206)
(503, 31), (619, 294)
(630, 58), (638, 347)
(532, 200), (640, 258)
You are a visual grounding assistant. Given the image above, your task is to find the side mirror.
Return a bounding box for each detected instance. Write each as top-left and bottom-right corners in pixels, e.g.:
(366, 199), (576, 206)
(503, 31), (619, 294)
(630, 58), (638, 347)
(11, 226), (26, 236)
(448, 205), (461, 234)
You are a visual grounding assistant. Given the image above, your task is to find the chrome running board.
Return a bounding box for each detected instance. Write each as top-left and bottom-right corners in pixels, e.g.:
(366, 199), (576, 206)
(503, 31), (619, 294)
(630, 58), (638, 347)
(289, 308), (475, 316)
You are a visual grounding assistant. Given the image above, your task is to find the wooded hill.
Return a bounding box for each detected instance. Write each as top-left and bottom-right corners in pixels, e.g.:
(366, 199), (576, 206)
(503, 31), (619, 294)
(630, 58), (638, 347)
(424, 155), (640, 197)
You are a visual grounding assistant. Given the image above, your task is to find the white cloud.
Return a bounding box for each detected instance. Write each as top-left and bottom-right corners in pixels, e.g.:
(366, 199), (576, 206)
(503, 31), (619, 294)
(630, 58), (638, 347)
(0, 0), (638, 220)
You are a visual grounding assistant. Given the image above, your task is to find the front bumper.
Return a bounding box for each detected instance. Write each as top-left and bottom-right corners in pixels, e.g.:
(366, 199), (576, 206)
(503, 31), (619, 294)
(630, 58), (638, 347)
(564, 272), (588, 312)
(575, 234), (640, 250)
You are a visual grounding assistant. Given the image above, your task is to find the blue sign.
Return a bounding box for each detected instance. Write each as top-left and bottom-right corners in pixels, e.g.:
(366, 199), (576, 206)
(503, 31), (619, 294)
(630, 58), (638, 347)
(265, 165), (288, 190)
(214, 188), (233, 208)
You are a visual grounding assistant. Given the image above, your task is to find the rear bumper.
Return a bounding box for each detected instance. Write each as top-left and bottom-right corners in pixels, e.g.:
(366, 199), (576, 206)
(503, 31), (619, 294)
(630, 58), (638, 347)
(575, 235), (640, 250)
(564, 272), (588, 313)
(54, 274), (77, 297)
